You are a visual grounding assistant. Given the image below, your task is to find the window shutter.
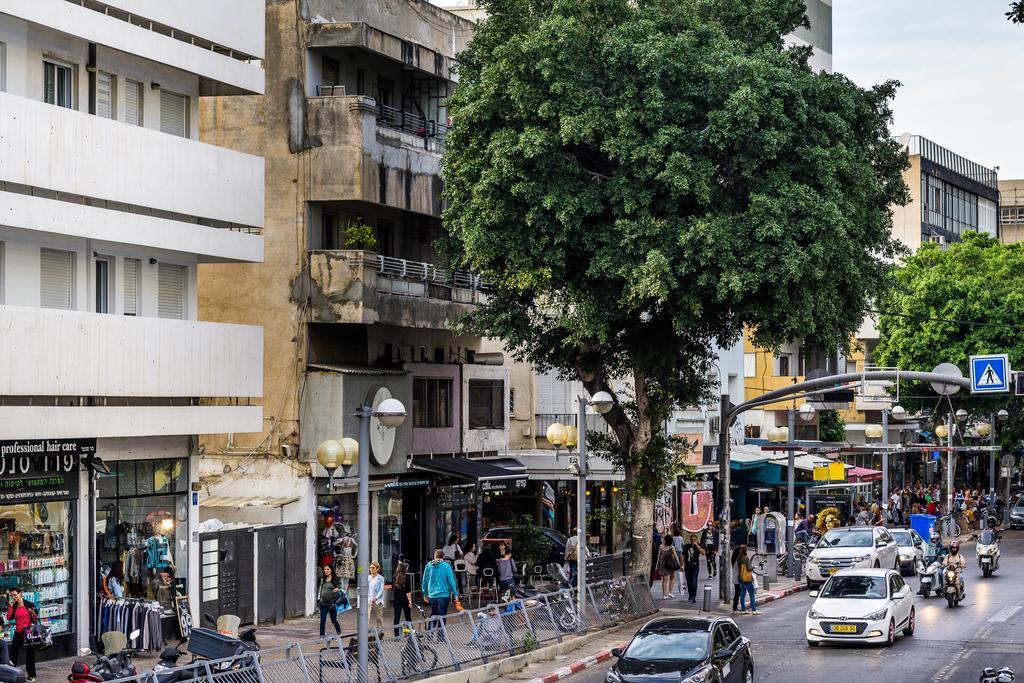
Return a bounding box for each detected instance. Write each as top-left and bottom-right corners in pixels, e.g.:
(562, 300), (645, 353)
(160, 91), (187, 137)
(157, 263), (185, 319)
(123, 258), (139, 316)
(97, 71), (114, 119)
(124, 79), (142, 125)
(40, 248), (73, 310)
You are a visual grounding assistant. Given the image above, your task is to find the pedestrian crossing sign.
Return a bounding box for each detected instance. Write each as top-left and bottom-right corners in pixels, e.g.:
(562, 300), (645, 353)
(970, 354), (1010, 394)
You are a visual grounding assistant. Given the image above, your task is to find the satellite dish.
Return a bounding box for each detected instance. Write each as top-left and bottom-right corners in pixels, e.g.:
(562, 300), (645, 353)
(930, 363), (963, 396)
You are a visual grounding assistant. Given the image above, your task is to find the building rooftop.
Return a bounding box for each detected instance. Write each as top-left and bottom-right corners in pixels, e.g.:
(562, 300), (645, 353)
(900, 133), (998, 190)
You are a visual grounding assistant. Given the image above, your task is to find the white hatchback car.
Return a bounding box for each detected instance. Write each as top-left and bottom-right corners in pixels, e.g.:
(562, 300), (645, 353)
(806, 568), (915, 647)
(888, 528), (925, 575)
(805, 526), (900, 587)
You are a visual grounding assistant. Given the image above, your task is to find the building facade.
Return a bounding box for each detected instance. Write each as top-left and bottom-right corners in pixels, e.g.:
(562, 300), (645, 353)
(999, 179), (1024, 244)
(0, 0), (264, 657)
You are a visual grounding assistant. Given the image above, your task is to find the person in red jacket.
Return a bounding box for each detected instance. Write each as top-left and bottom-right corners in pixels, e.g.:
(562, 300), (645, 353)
(6, 588), (37, 682)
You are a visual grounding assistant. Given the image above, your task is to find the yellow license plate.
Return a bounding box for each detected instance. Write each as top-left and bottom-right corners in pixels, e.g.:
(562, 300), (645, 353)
(827, 568), (839, 575)
(830, 624), (857, 633)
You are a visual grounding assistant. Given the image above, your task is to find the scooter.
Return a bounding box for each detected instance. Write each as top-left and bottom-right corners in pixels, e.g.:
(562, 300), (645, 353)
(975, 530), (1001, 577)
(945, 566), (966, 608)
(69, 629), (141, 681)
(152, 614), (259, 682)
(0, 638), (26, 683)
(917, 556), (943, 599)
(981, 667), (1015, 682)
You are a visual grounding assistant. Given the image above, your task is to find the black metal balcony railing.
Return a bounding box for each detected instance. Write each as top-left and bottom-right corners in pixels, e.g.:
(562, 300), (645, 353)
(375, 103), (448, 151)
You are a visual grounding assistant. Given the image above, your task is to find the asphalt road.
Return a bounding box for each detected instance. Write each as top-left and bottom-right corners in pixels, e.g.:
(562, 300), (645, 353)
(571, 530), (1024, 683)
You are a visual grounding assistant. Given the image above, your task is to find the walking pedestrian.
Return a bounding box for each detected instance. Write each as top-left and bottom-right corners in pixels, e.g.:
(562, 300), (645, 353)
(749, 507), (761, 544)
(317, 565), (342, 638)
(736, 545), (759, 615)
(657, 534), (679, 599)
(495, 543), (517, 592)
(564, 527), (580, 584)
(6, 588), (36, 682)
(368, 562), (386, 633)
(890, 488), (903, 526)
(391, 559), (412, 635)
(650, 526), (662, 588)
(730, 546), (743, 613)
(671, 523), (686, 594)
(701, 522), (720, 577)
(681, 534), (705, 603)
(422, 549), (458, 628)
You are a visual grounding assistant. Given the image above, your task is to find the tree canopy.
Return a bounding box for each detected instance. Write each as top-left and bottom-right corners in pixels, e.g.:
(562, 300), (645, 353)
(442, 0), (909, 568)
(1009, 1), (1024, 24)
(874, 233), (1024, 450)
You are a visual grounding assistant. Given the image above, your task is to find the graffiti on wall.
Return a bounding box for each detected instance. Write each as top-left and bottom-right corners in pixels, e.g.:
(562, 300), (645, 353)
(654, 485), (674, 534)
(679, 490), (714, 533)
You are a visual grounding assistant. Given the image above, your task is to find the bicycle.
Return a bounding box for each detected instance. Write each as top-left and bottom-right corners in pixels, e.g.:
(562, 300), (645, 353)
(937, 514), (962, 540)
(396, 606), (440, 676)
(751, 537), (816, 576)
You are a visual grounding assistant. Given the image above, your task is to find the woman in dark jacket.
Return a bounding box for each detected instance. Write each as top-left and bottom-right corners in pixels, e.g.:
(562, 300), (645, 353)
(391, 559), (412, 635)
(7, 587), (37, 680)
(318, 564), (342, 637)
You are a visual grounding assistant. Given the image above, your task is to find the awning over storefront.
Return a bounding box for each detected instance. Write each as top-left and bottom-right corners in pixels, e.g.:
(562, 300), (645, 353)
(847, 466), (882, 482)
(201, 496), (301, 508)
(410, 455), (528, 493)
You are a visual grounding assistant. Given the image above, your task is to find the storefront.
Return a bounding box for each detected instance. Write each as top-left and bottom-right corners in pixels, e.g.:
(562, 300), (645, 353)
(0, 438), (91, 660)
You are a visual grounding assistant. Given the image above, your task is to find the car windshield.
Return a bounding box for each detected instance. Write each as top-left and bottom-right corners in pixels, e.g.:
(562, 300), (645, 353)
(1014, 500), (1024, 510)
(624, 630), (710, 662)
(818, 530), (873, 548)
(820, 576), (888, 599)
(980, 530), (997, 544)
(890, 531), (913, 546)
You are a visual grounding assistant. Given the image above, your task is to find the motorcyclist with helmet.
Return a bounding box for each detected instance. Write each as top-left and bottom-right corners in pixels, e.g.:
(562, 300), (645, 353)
(943, 540), (967, 600)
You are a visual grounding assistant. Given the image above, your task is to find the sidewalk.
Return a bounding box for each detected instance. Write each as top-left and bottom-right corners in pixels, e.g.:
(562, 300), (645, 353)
(650, 562), (806, 613)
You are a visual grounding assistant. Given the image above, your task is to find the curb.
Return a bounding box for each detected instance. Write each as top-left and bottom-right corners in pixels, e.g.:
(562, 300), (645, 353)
(757, 582), (807, 605)
(528, 644), (626, 683)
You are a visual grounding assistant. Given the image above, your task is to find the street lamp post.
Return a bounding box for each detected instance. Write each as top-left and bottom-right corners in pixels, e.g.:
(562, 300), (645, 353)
(317, 397), (406, 683)
(573, 392), (613, 621)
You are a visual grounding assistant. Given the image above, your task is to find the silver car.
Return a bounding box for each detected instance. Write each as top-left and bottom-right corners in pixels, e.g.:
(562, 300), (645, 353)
(888, 529), (925, 575)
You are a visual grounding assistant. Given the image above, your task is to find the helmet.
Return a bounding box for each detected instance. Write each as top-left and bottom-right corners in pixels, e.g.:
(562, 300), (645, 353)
(930, 530), (940, 544)
(950, 541), (960, 554)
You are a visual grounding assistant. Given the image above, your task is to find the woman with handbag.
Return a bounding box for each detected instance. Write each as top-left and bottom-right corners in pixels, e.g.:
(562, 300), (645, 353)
(6, 587), (37, 681)
(736, 545), (760, 615)
(391, 560), (412, 636)
(318, 564), (342, 638)
(657, 534), (679, 599)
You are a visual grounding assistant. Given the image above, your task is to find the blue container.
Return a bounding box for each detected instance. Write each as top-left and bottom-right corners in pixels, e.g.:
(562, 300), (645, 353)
(909, 513), (936, 541)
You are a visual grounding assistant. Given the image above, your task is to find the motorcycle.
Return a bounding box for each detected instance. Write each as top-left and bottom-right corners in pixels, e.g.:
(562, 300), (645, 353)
(152, 614), (259, 682)
(981, 667), (1015, 683)
(975, 530), (1001, 577)
(917, 556), (943, 599)
(69, 629), (141, 681)
(945, 566), (965, 608)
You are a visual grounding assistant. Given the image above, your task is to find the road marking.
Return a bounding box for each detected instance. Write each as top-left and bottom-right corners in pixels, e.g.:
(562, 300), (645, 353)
(988, 605), (1021, 623)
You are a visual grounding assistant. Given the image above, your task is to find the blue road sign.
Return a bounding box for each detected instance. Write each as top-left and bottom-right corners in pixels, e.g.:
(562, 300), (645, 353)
(970, 354), (1010, 394)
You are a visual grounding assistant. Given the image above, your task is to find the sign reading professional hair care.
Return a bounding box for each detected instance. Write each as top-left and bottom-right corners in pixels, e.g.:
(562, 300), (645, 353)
(0, 439), (92, 502)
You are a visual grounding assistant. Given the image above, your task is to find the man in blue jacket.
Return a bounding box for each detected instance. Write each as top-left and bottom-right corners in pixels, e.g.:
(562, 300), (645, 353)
(422, 549), (459, 627)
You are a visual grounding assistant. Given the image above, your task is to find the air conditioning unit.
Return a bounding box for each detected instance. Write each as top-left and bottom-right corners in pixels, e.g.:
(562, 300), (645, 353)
(929, 234), (946, 247)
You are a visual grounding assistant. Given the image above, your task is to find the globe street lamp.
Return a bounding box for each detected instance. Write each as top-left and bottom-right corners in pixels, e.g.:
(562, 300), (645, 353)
(574, 390), (614, 618)
(317, 396), (406, 683)
(546, 422), (568, 458)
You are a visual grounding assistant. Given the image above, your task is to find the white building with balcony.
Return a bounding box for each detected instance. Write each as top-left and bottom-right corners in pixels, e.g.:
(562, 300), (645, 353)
(0, 0), (263, 657)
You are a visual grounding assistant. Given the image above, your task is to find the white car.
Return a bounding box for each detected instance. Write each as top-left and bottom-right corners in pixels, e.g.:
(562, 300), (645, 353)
(806, 568), (916, 647)
(888, 528), (925, 575)
(805, 527), (900, 587)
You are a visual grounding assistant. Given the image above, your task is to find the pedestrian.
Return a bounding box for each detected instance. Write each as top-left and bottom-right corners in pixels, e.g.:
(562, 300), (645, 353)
(463, 543), (479, 591)
(890, 488), (903, 526)
(477, 543), (497, 590)
(650, 526), (662, 588)
(700, 522), (719, 577)
(495, 543), (517, 592)
(391, 559), (412, 635)
(795, 514), (816, 542)
(736, 545), (759, 615)
(103, 560), (126, 599)
(368, 561), (385, 633)
(671, 522), (686, 592)
(6, 587), (37, 681)
(422, 549), (458, 628)
(749, 507), (761, 544)
(443, 533), (464, 593)
(657, 534), (680, 599)
(730, 546), (743, 613)
(681, 534), (705, 603)
(564, 527), (580, 584)
(317, 564), (342, 638)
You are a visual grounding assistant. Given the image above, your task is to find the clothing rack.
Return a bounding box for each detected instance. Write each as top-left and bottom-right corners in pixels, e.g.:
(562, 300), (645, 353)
(96, 597), (164, 652)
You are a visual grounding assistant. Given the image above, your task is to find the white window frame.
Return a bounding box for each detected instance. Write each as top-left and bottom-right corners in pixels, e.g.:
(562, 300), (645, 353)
(124, 78), (143, 126)
(43, 58), (74, 108)
(96, 70), (116, 119)
(159, 89), (189, 138)
(743, 352), (756, 378)
(94, 254), (112, 314)
(123, 257), (140, 316)
(157, 262), (187, 320)
(40, 248), (75, 310)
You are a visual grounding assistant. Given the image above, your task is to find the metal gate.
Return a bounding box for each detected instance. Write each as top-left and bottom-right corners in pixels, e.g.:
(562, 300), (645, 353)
(257, 523), (306, 624)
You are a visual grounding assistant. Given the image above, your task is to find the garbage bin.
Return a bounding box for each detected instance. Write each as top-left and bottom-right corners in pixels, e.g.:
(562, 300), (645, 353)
(909, 513), (937, 541)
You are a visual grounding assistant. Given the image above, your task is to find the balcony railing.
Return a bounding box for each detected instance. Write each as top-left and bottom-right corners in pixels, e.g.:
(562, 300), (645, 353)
(535, 413), (610, 438)
(375, 103), (448, 152)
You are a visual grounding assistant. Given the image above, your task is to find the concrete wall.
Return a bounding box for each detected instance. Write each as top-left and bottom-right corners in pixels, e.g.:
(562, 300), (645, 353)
(462, 363), (510, 453)
(999, 178), (1024, 245)
(305, 0), (473, 57)
(406, 361), (461, 454)
(99, 0), (265, 58)
(891, 156), (923, 252)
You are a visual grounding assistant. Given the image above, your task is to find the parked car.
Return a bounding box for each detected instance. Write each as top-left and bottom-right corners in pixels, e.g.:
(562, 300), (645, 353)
(805, 568), (915, 647)
(804, 527), (899, 587)
(607, 616), (753, 683)
(1008, 498), (1024, 529)
(482, 526), (598, 567)
(888, 528), (925, 575)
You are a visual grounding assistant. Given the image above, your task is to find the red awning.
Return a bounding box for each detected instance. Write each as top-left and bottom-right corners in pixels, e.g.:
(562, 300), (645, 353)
(847, 466), (882, 482)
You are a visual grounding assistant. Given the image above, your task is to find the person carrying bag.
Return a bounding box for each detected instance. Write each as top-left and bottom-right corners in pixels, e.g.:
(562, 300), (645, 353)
(6, 587), (38, 681)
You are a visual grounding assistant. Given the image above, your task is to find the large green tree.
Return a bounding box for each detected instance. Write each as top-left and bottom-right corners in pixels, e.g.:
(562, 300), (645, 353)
(442, 0), (908, 572)
(874, 233), (1024, 452)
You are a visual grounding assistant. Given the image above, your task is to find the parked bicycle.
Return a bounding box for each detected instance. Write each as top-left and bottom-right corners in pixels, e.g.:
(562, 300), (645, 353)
(937, 514), (962, 540)
(397, 607), (440, 677)
(751, 536), (817, 576)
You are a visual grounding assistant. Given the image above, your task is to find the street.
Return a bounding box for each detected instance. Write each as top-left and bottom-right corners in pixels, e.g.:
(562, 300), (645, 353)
(568, 531), (1024, 683)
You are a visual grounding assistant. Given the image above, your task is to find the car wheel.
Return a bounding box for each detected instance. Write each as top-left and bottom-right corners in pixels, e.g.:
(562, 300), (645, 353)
(903, 607), (915, 637)
(745, 665), (754, 683)
(885, 618), (896, 647)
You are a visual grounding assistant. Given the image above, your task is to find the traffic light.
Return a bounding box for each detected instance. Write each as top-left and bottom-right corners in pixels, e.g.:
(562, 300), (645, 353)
(1016, 371), (1024, 396)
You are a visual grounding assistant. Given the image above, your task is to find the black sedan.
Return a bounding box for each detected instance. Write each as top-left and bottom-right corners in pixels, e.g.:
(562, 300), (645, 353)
(606, 616), (753, 683)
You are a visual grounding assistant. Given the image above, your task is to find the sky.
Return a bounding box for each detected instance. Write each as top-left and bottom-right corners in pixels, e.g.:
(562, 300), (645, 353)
(834, 0), (1024, 178)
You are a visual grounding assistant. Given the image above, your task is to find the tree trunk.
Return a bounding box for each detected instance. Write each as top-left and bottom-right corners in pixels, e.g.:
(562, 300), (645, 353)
(629, 484), (654, 577)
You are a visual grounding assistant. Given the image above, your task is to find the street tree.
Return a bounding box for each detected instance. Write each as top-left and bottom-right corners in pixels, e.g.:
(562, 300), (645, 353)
(874, 233), (1024, 453)
(1009, 1), (1024, 24)
(442, 0), (908, 573)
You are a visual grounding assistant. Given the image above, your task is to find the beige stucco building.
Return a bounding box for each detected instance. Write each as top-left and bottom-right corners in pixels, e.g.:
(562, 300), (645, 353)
(999, 179), (1024, 244)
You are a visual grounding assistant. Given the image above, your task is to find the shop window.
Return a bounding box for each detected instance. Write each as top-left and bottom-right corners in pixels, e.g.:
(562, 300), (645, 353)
(96, 458), (189, 615)
(468, 379), (505, 429)
(413, 377), (452, 428)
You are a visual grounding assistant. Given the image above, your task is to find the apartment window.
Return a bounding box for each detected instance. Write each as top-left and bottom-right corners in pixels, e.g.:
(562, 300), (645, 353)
(159, 90), (188, 138)
(774, 353), (792, 377)
(321, 55), (339, 86)
(743, 353), (756, 378)
(40, 248), (74, 310)
(124, 78), (143, 126)
(1002, 206), (1024, 226)
(123, 258), (140, 316)
(96, 71), (116, 119)
(469, 380), (505, 430)
(979, 197), (998, 237)
(157, 263), (186, 319)
(43, 60), (73, 108)
(509, 387), (516, 417)
(377, 78), (394, 108)
(94, 255), (111, 313)
(413, 377), (452, 428)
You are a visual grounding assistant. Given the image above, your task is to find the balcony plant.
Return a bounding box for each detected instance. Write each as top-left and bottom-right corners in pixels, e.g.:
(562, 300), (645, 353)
(342, 220), (377, 251)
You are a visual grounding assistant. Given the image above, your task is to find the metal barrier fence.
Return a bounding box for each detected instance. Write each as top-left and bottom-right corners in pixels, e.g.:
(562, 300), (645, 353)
(108, 575), (656, 683)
